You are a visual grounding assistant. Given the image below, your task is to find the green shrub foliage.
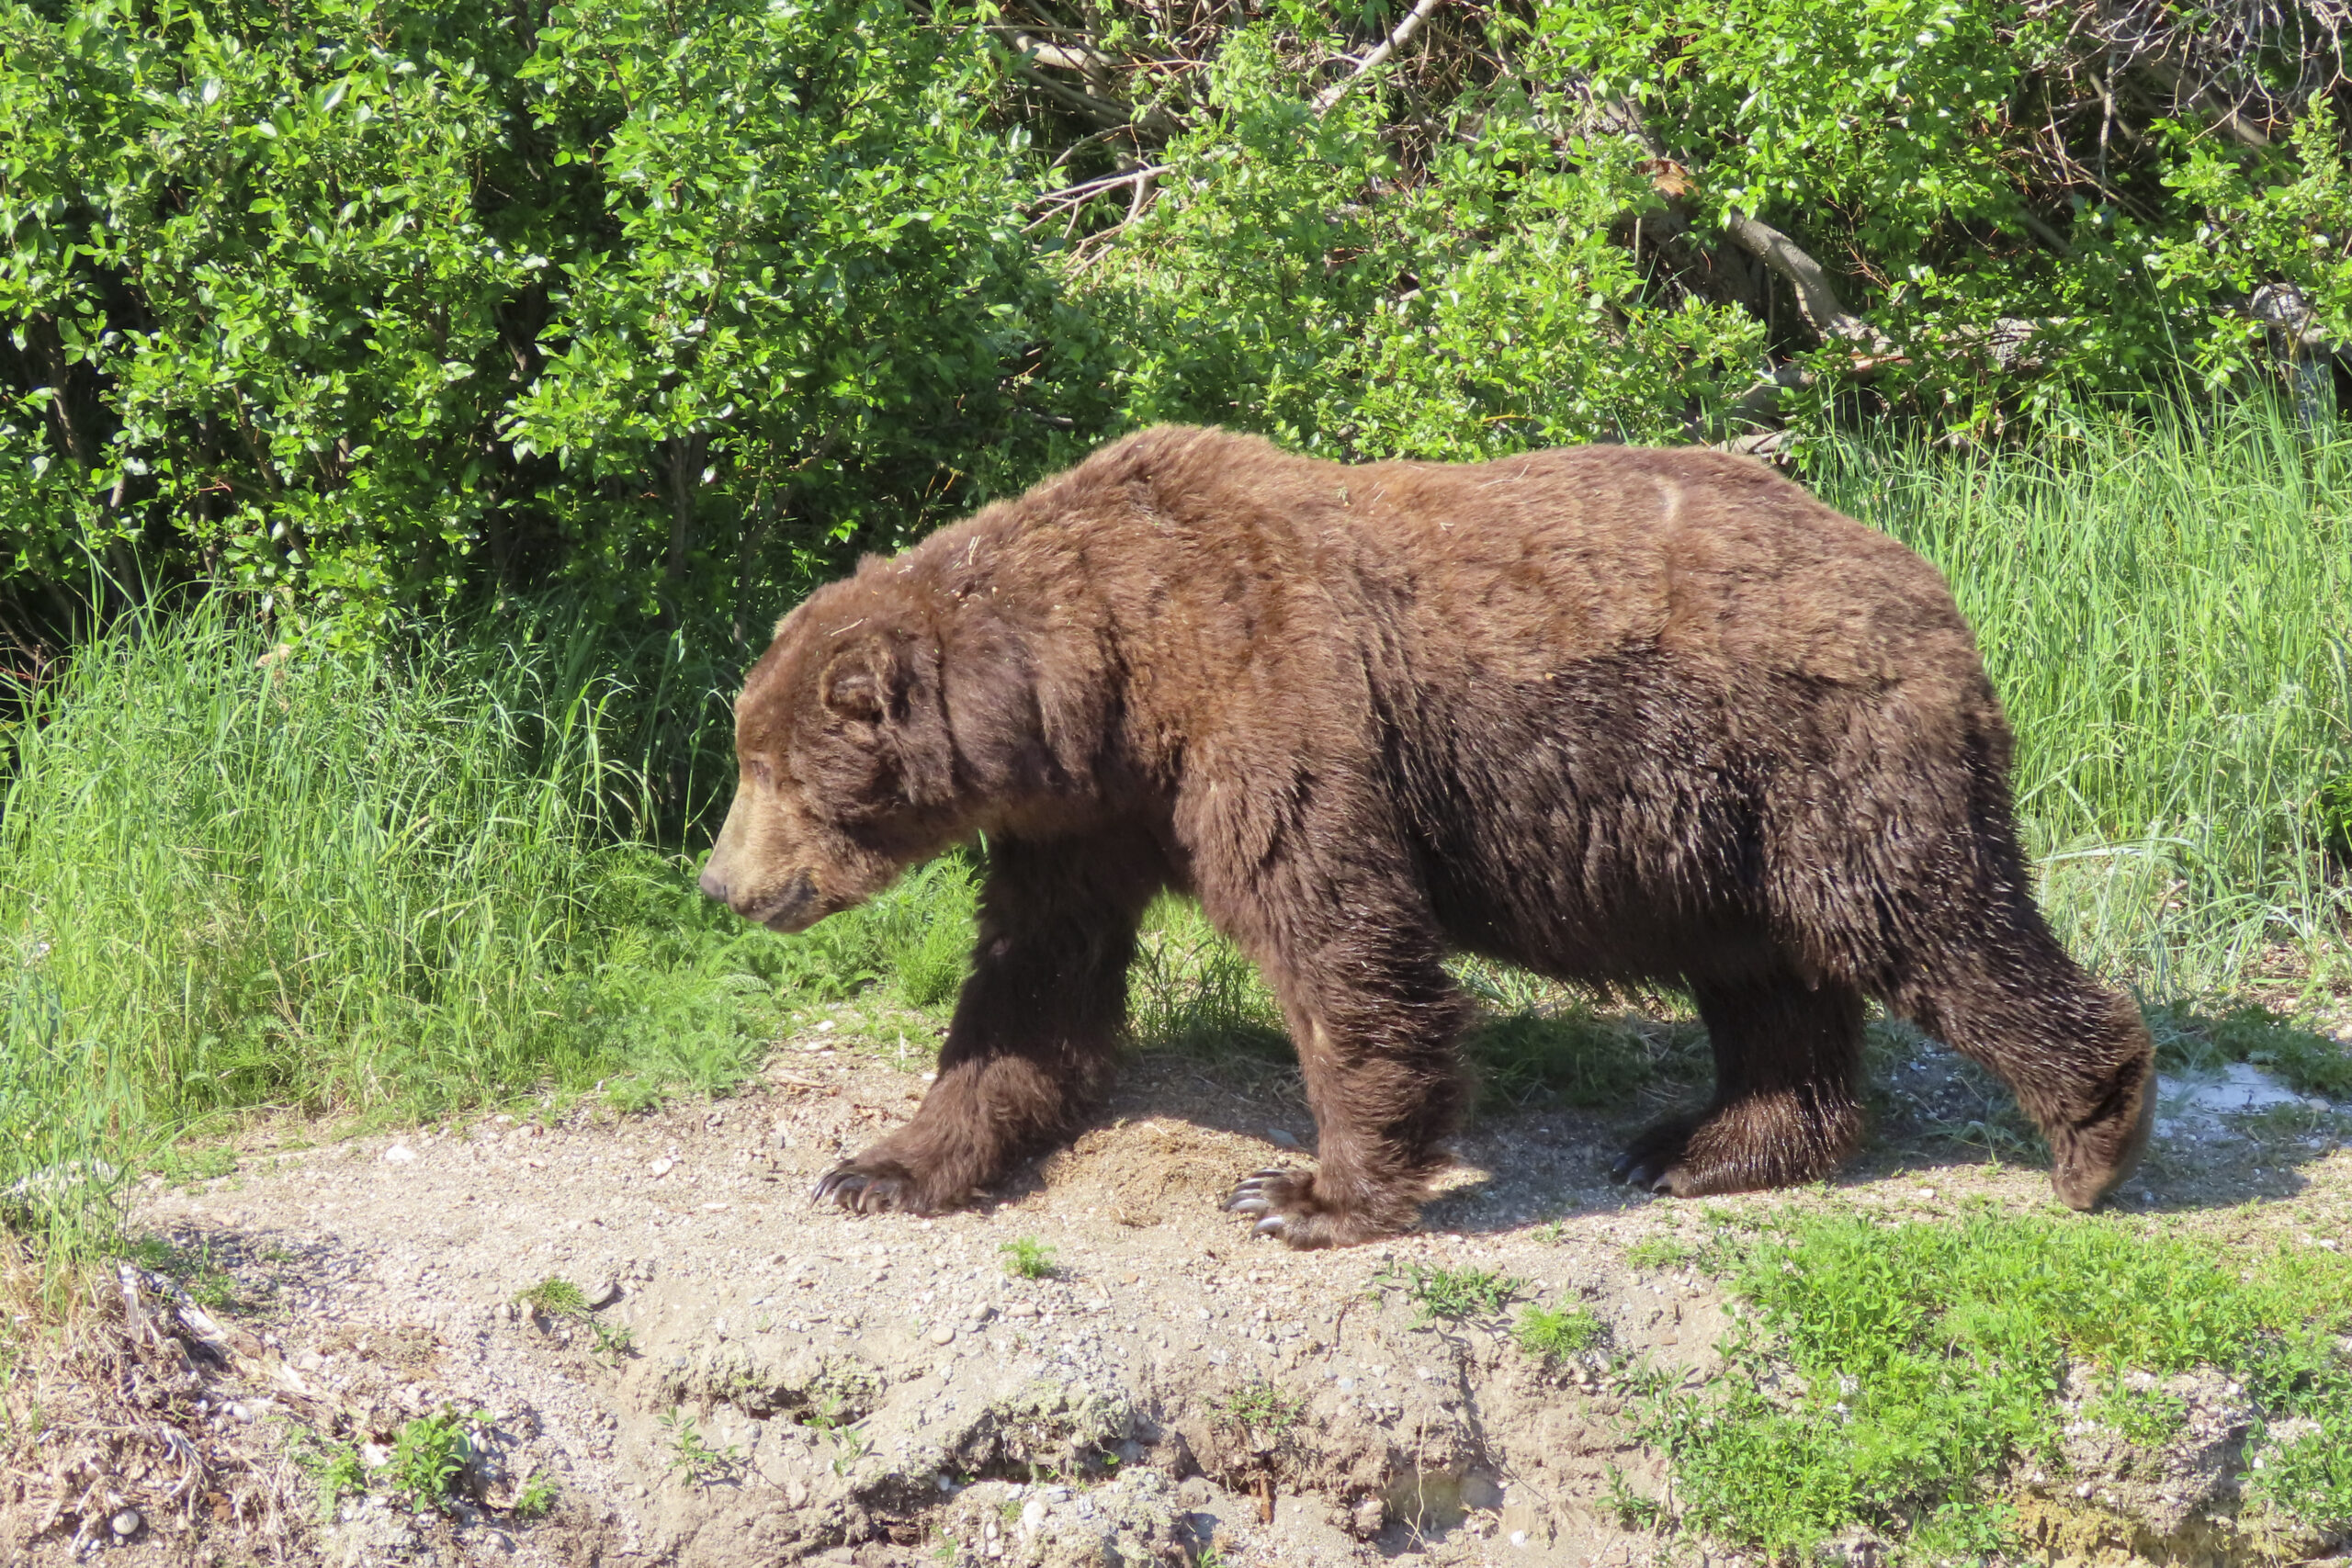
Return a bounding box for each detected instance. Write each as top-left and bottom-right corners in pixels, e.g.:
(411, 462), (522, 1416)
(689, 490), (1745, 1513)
(0, 0), (1103, 638)
(6, 0), (2351, 637)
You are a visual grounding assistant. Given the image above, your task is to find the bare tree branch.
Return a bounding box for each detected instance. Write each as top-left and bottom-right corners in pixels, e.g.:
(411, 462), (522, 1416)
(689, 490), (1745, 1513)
(1719, 209), (1899, 355)
(1315, 0), (1444, 115)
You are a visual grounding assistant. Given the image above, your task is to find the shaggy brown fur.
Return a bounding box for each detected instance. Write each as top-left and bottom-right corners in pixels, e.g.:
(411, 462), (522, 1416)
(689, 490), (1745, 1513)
(700, 426), (2155, 1247)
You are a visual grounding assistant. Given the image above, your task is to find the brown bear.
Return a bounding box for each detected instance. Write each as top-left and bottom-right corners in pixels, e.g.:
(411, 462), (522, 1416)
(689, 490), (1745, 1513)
(699, 426), (2154, 1247)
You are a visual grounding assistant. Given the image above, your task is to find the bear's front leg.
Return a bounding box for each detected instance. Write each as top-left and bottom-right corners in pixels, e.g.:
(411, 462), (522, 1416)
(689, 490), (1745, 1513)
(815, 832), (1161, 1215)
(1216, 920), (1474, 1249)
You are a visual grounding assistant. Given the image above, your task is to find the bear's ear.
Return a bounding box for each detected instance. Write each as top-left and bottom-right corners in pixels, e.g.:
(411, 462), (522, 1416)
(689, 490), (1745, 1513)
(819, 640), (903, 724)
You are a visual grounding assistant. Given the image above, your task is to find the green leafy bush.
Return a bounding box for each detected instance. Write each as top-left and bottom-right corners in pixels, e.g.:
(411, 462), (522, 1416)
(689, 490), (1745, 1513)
(0, 0), (1102, 637)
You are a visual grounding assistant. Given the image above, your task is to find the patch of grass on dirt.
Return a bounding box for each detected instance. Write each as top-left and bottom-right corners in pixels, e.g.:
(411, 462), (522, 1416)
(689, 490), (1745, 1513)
(1630, 1205), (2352, 1560)
(999, 1235), (1057, 1280)
(123, 1234), (250, 1314)
(513, 1470), (559, 1519)
(1126, 897), (1290, 1062)
(1455, 963), (1711, 1111)
(288, 1427), (367, 1520)
(1217, 1379), (1305, 1436)
(1385, 1262), (1526, 1323)
(514, 1275), (633, 1360)
(2146, 999), (2352, 1098)
(390, 1406), (484, 1507)
(1623, 1235), (1695, 1271)
(2085, 1376), (2189, 1448)
(1515, 1303), (1609, 1366)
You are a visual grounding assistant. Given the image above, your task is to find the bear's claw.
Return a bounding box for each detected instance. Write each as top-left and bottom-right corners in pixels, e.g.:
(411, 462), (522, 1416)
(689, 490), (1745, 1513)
(1608, 1150), (1675, 1193)
(813, 1162), (923, 1214)
(1223, 1168), (1295, 1218)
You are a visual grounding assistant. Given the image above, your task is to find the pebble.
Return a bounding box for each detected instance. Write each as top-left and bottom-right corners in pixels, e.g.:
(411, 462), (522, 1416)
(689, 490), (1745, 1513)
(109, 1509), (141, 1540)
(1006, 1302), (1039, 1319)
(649, 1156), (676, 1179)
(929, 1325), (957, 1346)
(381, 1145), (416, 1165)
(1267, 1127), (1301, 1147)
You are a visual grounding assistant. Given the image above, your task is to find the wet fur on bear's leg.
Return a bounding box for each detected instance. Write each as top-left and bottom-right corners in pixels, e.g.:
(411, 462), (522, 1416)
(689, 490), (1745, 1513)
(816, 831), (1162, 1214)
(1895, 924), (2155, 1211)
(1615, 971), (1866, 1196)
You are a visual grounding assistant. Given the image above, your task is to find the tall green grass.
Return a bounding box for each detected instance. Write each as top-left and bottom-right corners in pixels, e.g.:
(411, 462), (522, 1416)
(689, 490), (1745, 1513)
(0, 603), (969, 1278)
(1809, 399), (2352, 992)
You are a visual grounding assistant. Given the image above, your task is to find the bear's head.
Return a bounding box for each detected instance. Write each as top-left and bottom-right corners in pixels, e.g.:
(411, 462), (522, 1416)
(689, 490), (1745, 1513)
(698, 574), (961, 933)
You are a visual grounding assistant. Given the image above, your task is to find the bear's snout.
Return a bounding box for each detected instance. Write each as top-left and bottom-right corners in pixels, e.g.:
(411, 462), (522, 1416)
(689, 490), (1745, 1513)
(701, 862), (822, 931)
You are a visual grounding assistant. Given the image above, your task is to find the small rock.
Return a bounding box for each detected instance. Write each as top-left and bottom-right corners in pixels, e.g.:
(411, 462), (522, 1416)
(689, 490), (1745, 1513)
(585, 1277), (621, 1309)
(109, 1509), (141, 1540)
(929, 1325), (957, 1346)
(1021, 1498), (1048, 1530)
(1351, 1496), (1386, 1538)
(1267, 1127), (1301, 1147)
(1006, 1302), (1039, 1319)
(381, 1145), (416, 1164)
(649, 1156), (675, 1179)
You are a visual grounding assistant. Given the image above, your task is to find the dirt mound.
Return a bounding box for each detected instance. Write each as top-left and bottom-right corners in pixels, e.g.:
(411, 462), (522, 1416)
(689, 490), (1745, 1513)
(1038, 1119), (1272, 1229)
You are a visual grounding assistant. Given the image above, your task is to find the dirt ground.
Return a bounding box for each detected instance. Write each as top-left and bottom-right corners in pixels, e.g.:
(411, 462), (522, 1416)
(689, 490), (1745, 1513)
(7, 1004), (2350, 1568)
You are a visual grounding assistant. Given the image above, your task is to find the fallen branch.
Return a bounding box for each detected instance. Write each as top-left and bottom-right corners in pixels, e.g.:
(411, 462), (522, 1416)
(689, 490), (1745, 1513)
(1719, 209), (1899, 355)
(1315, 0), (1444, 115)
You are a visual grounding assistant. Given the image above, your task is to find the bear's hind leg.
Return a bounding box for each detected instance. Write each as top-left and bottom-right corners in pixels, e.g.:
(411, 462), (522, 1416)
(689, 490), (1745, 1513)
(1894, 928), (2154, 1211)
(1615, 971), (1866, 1196)
(815, 831), (1161, 1215)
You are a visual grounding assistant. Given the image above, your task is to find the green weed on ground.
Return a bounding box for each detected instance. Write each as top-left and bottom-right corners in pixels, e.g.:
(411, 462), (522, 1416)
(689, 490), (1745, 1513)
(2145, 1000), (2352, 1098)
(390, 1407), (486, 1508)
(1515, 1302), (1609, 1366)
(288, 1427), (368, 1520)
(1382, 1262), (1527, 1323)
(1629, 1206), (2352, 1561)
(1217, 1378), (1306, 1436)
(659, 1406), (741, 1484)
(999, 1236), (1057, 1280)
(514, 1275), (635, 1361)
